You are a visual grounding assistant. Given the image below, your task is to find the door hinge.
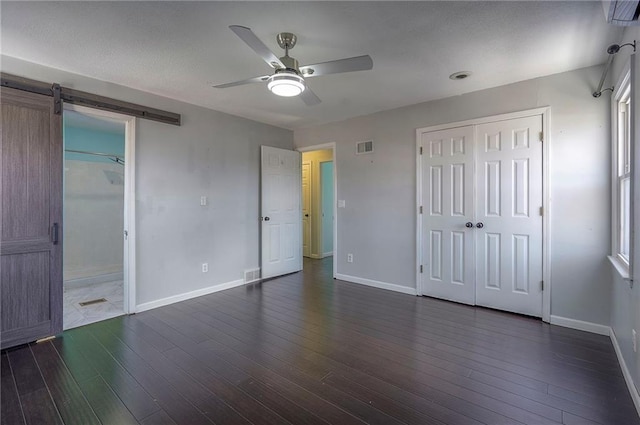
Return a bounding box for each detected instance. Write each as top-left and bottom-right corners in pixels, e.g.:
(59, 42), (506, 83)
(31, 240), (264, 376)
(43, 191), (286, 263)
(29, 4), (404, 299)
(419, 146), (423, 155)
(124, 230), (128, 240)
(539, 131), (543, 142)
(539, 206), (544, 216)
(420, 265), (423, 273)
(419, 206), (423, 214)
(541, 281), (544, 291)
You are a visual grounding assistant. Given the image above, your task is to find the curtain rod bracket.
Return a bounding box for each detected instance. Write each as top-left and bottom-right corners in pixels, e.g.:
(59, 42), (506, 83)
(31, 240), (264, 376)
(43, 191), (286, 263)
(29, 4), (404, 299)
(593, 40), (636, 98)
(593, 86), (614, 98)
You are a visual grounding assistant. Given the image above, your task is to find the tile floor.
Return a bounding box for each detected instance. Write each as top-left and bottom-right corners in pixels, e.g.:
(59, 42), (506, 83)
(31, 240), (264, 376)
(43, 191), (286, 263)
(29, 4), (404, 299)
(63, 280), (124, 330)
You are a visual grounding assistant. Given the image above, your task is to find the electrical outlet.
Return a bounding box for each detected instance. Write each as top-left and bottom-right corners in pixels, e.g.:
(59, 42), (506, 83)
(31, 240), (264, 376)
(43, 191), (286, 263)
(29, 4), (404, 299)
(200, 196), (208, 206)
(202, 263), (208, 273)
(347, 253), (353, 263)
(633, 329), (637, 353)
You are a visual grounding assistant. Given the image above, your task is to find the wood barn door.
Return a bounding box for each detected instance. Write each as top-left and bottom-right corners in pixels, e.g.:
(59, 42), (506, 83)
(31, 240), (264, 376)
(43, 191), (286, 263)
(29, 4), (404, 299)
(1, 87), (63, 349)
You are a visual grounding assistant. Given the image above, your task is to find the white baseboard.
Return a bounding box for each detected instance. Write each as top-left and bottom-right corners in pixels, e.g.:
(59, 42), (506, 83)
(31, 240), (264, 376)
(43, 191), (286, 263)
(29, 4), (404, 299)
(549, 315), (611, 336)
(335, 273), (417, 296)
(610, 329), (640, 416)
(136, 279), (244, 313)
(64, 272), (124, 288)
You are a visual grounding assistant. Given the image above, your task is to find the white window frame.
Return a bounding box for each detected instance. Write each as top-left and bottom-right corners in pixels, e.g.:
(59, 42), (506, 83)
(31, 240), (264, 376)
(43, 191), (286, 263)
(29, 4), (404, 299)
(612, 66), (632, 274)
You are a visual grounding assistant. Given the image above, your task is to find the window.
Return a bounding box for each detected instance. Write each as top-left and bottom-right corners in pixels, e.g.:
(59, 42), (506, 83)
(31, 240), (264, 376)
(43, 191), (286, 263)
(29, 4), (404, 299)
(614, 74), (632, 267)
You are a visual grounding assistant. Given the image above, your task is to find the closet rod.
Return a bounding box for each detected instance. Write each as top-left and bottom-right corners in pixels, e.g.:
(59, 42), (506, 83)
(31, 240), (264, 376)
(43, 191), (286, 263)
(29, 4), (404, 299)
(65, 149), (124, 165)
(593, 41), (636, 98)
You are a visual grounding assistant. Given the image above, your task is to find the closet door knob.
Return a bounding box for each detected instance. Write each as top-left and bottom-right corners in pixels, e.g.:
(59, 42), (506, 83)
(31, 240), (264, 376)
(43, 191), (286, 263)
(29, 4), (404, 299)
(476, 222), (484, 228)
(465, 222), (473, 228)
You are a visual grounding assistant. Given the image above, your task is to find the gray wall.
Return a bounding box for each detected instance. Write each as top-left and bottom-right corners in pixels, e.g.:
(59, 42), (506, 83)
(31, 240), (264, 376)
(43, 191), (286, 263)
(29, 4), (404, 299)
(2, 55), (293, 307)
(295, 65), (612, 326)
(64, 159), (124, 282)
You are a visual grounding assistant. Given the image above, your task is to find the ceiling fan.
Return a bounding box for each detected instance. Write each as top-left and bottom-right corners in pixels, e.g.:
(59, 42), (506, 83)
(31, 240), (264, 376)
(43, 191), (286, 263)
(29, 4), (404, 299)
(213, 25), (373, 105)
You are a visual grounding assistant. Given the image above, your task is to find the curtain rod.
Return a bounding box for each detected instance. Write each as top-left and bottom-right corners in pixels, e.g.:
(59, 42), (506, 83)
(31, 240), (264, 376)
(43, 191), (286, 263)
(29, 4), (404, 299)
(593, 41), (636, 98)
(65, 149), (124, 165)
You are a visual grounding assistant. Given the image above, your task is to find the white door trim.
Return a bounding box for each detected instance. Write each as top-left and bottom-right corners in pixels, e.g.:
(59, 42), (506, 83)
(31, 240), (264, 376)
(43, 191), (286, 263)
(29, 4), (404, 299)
(416, 107), (551, 322)
(297, 142), (337, 279)
(63, 104), (137, 314)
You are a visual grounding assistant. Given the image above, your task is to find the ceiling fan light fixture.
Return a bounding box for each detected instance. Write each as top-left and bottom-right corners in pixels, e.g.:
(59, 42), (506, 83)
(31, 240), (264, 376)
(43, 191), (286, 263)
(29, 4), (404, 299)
(267, 71), (305, 97)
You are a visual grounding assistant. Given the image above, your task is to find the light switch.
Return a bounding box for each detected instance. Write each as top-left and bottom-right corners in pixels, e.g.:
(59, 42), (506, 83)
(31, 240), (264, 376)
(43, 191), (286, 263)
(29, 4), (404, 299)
(200, 196), (207, 206)
(338, 200), (346, 208)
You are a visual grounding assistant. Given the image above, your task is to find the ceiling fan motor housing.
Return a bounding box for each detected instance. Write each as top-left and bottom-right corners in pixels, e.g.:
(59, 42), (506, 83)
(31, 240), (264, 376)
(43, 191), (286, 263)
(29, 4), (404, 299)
(278, 56), (301, 73)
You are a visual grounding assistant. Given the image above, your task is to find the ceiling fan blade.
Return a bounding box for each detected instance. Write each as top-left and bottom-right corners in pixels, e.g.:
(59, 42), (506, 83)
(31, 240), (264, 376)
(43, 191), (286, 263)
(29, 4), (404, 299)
(213, 75), (270, 89)
(300, 87), (321, 106)
(300, 55), (373, 77)
(229, 25), (285, 69)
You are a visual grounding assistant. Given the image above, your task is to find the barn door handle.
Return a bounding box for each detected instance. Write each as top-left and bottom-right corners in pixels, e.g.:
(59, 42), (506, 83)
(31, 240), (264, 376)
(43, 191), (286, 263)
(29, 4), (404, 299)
(465, 222), (473, 228)
(52, 223), (59, 244)
(476, 222), (484, 229)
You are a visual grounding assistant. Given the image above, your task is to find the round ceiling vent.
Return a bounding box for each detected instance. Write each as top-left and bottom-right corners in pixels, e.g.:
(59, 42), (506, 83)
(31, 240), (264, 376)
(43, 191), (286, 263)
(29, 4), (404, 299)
(449, 71), (471, 81)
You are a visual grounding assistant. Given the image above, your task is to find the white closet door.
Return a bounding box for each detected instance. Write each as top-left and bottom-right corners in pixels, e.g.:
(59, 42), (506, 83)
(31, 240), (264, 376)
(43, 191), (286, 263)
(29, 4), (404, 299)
(475, 116), (543, 317)
(421, 126), (476, 305)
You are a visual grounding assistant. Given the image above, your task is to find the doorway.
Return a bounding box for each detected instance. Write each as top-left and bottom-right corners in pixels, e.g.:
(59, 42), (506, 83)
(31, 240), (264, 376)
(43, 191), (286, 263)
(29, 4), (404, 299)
(417, 109), (549, 319)
(62, 106), (136, 329)
(299, 145), (336, 276)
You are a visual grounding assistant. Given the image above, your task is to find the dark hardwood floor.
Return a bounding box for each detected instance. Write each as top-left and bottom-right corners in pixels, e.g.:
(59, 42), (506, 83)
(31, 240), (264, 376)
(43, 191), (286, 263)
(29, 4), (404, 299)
(2, 257), (638, 425)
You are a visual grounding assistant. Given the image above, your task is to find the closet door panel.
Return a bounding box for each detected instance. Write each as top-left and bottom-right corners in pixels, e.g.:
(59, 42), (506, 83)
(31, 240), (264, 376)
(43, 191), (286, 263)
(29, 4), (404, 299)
(475, 115), (543, 317)
(421, 126), (475, 305)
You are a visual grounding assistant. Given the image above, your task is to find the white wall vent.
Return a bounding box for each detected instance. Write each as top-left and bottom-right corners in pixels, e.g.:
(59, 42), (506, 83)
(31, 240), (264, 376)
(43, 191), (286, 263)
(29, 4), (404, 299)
(603, 0), (640, 26)
(356, 140), (374, 155)
(244, 268), (261, 284)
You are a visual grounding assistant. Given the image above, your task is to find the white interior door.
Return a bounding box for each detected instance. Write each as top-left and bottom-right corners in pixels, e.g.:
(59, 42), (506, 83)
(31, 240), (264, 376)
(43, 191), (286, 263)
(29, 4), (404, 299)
(475, 116), (543, 316)
(421, 126), (476, 305)
(420, 114), (544, 317)
(302, 161), (311, 258)
(261, 146), (302, 279)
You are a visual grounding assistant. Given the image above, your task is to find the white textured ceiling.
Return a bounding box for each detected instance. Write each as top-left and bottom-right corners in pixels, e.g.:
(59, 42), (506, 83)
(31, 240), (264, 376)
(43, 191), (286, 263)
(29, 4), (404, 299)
(0, 1), (623, 129)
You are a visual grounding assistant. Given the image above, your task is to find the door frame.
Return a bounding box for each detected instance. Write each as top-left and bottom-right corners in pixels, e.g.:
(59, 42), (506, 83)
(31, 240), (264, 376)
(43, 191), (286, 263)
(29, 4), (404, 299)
(297, 142), (337, 279)
(63, 104), (137, 314)
(416, 107), (551, 322)
(302, 159), (312, 258)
